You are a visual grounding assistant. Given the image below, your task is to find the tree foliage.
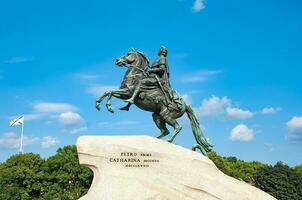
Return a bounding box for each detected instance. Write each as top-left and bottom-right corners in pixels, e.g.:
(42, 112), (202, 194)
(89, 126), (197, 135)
(209, 152), (302, 200)
(254, 161), (302, 200)
(0, 146), (92, 200)
(0, 153), (45, 200)
(0, 147), (301, 200)
(42, 145), (93, 199)
(294, 164), (302, 175)
(208, 151), (264, 183)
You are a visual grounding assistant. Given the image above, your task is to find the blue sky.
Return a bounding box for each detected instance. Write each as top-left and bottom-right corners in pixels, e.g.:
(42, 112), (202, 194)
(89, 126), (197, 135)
(0, 0), (301, 166)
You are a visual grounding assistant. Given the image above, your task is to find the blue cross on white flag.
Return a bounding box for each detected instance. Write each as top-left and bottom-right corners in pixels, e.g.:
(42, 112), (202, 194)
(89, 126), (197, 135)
(10, 116), (24, 126)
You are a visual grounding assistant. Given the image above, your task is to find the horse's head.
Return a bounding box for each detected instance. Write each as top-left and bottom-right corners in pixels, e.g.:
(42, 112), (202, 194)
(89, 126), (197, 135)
(115, 51), (136, 67)
(115, 51), (149, 68)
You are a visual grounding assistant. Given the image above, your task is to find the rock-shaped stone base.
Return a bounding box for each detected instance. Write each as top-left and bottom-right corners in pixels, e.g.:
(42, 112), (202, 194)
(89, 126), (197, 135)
(77, 135), (276, 200)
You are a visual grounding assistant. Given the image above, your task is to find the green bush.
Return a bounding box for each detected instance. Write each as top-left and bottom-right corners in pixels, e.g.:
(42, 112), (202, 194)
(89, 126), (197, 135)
(208, 151), (264, 184)
(0, 147), (301, 200)
(0, 146), (93, 200)
(254, 162), (302, 200)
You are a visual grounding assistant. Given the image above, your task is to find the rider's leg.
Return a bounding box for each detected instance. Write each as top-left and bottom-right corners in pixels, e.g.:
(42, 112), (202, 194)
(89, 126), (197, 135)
(124, 80), (142, 104)
(125, 77), (158, 104)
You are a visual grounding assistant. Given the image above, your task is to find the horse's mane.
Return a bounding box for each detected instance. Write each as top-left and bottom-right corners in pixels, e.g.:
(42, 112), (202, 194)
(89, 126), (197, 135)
(135, 51), (150, 66)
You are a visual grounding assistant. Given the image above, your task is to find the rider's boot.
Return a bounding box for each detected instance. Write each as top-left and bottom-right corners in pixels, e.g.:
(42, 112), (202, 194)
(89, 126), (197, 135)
(119, 103), (132, 111)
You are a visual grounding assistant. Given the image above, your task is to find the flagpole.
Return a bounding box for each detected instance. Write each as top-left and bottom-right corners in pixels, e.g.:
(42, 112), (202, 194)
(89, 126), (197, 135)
(19, 122), (24, 154)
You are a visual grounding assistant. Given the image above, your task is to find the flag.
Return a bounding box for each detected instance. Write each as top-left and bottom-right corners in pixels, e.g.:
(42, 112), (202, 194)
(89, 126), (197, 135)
(10, 116), (24, 126)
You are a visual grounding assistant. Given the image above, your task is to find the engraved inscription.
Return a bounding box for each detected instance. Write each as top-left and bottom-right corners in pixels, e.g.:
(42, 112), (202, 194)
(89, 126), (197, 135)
(109, 152), (159, 168)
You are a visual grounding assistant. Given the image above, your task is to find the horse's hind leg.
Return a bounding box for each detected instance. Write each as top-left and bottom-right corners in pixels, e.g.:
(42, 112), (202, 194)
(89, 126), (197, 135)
(152, 113), (169, 139)
(162, 114), (182, 143)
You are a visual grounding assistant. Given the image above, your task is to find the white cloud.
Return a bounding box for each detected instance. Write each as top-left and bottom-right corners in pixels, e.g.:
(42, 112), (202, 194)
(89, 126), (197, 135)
(75, 74), (98, 81)
(9, 113), (45, 122)
(23, 102), (85, 131)
(0, 132), (39, 149)
(196, 95), (231, 117)
(192, 0), (205, 13)
(115, 121), (138, 126)
(229, 124), (254, 142)
(71, 126), (88, 134)
(9, 102), (78, 123)
(180, 70), (222, 83)
(181, 93), (192, 105)
(5, 56), (33, 64)
(24, 113), (45, 121)
(0, 133), (59, 149)
(286, 116), (302, 141)
(98, 122), (110, 128)
(287, 116), (302, 129)
(195, 95), (255, 120)
(98, 120), (138, 129)
(58, 111), (83, 126)
(34, 102), (77, 113)
(226, 107), (254, 119)
(41, 136), (59, 148)
(261, 107), (281, 114)
(87, 85), (118, 96)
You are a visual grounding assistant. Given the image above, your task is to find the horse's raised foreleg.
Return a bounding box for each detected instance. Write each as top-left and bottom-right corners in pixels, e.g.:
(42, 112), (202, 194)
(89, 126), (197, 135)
(96, 91), (111, 111)
(105, 89), (130, 113)
(105, 91), (114, 113)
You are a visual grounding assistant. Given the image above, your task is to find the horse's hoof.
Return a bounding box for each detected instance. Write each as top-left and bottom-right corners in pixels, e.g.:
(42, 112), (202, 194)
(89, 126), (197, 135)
(108, 108), (114, 113)
(106, 103), (114, 113)
(96, 102), (101, 111)
(157, 132), (169, 139)
(167, 139), (173, 143)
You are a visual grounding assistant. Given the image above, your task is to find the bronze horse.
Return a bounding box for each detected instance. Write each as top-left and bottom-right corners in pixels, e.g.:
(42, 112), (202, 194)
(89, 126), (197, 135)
(95, 51), (213, 155)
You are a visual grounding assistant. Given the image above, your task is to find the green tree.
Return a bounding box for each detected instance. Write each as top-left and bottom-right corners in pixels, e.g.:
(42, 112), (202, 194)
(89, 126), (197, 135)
(208, 151), (265, 183)
(1, 146), (301, 199)
(254, 161), (302, 200)
(208, 151), (228, 173)
(41, 145), (93, 200)
(0, 146), (92, 200)
(294, 164), (302, 175)
(0, 153), (45, 200)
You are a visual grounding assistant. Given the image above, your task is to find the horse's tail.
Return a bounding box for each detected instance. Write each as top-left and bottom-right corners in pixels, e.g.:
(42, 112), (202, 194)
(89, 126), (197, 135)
(185, 104), (213, 156)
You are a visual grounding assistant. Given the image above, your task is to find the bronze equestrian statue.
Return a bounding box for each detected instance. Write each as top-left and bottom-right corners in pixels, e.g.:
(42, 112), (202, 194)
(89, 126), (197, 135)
(95, 47), (213, 156)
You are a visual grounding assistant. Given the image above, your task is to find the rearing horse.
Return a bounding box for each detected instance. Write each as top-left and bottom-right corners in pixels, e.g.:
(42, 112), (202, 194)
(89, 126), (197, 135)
(95, 51), (213, 155)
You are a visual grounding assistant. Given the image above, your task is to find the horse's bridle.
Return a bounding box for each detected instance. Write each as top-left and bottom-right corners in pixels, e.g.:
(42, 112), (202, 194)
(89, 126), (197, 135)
(119, 52), (149, 77)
